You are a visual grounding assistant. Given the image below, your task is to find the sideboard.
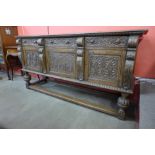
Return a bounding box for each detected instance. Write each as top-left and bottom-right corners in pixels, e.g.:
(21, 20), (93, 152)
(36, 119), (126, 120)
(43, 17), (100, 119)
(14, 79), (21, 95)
(16, 30), (148, 120)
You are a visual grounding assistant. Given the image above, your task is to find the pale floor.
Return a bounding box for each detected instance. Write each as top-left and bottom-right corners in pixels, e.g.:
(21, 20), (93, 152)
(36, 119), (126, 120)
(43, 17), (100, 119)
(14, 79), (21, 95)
(0, 72), (154, 129)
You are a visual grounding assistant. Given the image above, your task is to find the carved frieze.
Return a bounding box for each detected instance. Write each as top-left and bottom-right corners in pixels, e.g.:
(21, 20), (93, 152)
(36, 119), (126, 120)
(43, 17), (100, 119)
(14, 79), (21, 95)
(88, 52), (120, 81)
(22, 39), (39, 46)
(85, 36), (128, 48)
(45, 38), (77, 48)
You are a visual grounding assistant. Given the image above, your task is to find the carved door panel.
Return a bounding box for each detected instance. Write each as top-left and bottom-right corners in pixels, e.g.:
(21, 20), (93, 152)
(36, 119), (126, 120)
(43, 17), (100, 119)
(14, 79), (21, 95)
(85, 36), (128, 88)
(46, 48), (76, 78)
(85, 49), (126, 87)
(23, 48), (40, 71)
(22, 39), (45, 72)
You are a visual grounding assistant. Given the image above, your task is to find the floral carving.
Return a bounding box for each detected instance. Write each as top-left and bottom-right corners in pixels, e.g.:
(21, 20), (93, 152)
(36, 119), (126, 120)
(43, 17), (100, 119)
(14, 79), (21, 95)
(45, 38), (77, 48)
(89, 53), (120, 81)
(86, 36), (128, 48)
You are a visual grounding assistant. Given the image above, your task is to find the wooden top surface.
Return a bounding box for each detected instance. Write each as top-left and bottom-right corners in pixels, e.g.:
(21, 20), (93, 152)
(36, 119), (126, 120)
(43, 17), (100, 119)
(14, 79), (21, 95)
(16, 29), (148, 38)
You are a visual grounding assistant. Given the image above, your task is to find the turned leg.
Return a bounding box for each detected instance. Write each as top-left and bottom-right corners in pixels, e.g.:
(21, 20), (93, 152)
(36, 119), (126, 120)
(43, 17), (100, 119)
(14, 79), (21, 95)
(117, 93), (130, 120)
(24, 72), (31, 88)
(6, 64), (11, 80)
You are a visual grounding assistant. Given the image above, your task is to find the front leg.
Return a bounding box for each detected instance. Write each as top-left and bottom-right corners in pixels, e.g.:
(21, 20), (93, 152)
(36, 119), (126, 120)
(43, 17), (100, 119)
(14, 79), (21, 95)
(24, 72), (31, 89)
(117, 93), (130, 120)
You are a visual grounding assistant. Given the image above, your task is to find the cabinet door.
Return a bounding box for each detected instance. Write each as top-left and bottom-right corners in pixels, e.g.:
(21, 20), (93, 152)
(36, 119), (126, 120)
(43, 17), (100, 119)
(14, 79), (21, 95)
(85, 49), (126, 87)
(22, 39), (45, 72)
(45, 38), (77, 79)
(85, 36), (128, 88)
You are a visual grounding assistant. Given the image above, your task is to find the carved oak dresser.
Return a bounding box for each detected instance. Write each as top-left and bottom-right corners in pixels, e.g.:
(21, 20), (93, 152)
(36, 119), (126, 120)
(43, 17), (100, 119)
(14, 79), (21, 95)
(16, 30), (148, 120)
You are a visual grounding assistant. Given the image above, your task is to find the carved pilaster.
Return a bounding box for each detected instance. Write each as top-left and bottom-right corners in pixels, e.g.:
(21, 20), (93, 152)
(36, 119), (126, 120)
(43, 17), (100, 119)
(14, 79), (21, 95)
(117, 93), (130, 120)
(76, 37), (84, 81)
(24, 72), (31, 88)
(38, 47), (45, 73)
(37, 38), (44, 46)
(16, 38), (22, 45)
(123, 35), (140, 91)
(37, 38), (46, 73)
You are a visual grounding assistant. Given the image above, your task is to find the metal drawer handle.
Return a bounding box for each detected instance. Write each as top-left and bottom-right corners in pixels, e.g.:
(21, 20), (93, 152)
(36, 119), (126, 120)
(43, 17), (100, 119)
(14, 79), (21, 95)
(65, 40), (70, 44)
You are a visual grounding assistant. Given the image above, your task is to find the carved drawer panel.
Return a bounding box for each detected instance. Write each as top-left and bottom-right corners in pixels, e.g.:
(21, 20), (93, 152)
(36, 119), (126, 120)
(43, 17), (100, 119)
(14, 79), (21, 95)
(46, 48), (76, 79)
(22, 38), (44, 46)
(85, 36), (128, 48)
(85, 49), (126, 87)
(22, 38), (38, 46)
(45, 38), (77, 48)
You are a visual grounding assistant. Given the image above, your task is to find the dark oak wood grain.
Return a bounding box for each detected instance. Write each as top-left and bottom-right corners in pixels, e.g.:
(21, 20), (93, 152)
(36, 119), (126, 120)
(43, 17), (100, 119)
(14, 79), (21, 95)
(17, 30), (148, 120)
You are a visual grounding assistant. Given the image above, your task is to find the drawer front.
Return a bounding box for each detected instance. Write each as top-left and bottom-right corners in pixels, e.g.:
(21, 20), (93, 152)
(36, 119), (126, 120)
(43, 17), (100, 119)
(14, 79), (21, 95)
(22, 38), (38, 46)
(22, 38), (44, 46)
(45, 38), (77, 48)
(85, 49), (126, 87)
(85, 36), (128, 48)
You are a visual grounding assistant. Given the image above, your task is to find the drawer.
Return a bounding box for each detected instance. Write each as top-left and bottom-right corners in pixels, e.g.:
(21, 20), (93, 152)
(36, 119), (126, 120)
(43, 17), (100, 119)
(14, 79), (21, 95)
(22, 38), (44, 46)
(22, 38), (38, 46)
(45, 38), (77, 48)
(85, 36), (128, 48)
